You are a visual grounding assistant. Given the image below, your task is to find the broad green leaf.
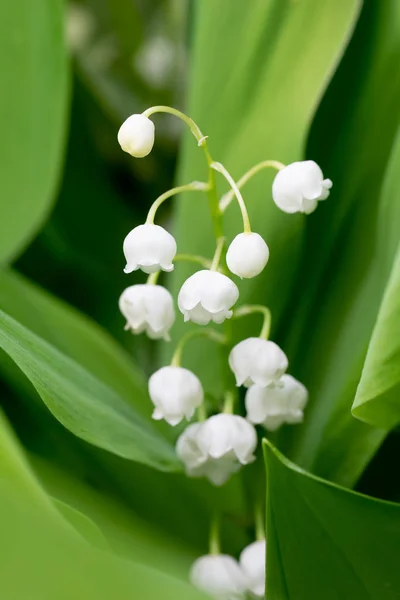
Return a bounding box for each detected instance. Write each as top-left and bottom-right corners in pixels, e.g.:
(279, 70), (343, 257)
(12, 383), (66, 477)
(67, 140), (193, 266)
(0, 309), (179, 471)
(0, 0), (69, 263)
(352, 244), (400, 428)
(278, 1), (400, 486)
(53, 497), (110, 550)
(0, 412), (207, 600)
(263, 440), (400, 600)
(165, 0), (361, 395)
(0, 268), (151, 418)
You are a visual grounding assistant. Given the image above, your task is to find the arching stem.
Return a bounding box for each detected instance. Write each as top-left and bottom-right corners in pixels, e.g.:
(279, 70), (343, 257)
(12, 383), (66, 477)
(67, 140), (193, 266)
(211, 162), (251, 233)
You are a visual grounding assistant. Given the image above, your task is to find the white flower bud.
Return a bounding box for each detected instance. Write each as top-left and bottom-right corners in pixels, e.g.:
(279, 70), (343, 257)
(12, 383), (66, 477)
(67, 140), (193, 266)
(196, 414), (257, 465)
(239, 540), (266, 597)
(245, 374), (308, 431)
(178, 270), (239, 325)
(148, 366), (203, 426)
(229, 338), (288, 388)
(272, 160), (332, 214)
(117, 114), (155, 158)
(190, 554), (247, 600)
(226, 233), (269, 279)
(118, 284), (175, 340)
(176, 423), (241, 486)
(123, 224), (177, 274)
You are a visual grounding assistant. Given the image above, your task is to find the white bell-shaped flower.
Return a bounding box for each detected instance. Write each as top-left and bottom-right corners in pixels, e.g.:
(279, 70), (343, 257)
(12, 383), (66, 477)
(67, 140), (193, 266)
(239, 540), (266, 598)
(196, 414), (257, 465)
(190, 554), (247, 600)
(123, 224), (177, 274)
(118, 284), (175, 340)
(178, 270), (239, 325)
(117, 113), (155, 158)
(226, 232), (269, 279)
(245, 374), (308, 431)
(272, 160), (332, 214)
(176, 423), (241, 486)
(148, 366), (203, 426)
(229, 338), (288, 388)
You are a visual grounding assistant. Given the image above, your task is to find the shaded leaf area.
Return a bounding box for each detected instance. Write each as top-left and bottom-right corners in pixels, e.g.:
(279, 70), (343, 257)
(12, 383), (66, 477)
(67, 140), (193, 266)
(0, 269), (247, 552)
(164, 0), (361, 399)
(0, 308), (179, 472)
(264, 440), (400, 600)
(278, 0), (400, 486)
(0, 0), (69, 263)
(0, 411), (208, 600)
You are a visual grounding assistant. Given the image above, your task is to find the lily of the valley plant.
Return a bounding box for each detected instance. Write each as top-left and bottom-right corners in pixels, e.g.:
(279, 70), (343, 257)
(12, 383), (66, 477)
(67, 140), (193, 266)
(117, 107), (332, 599)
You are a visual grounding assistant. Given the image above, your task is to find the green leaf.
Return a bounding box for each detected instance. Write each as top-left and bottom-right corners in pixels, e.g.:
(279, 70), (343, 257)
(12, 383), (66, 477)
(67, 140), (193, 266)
(0, 412), (208, 600)
(165, 0), (361, 394)
(0, 308), (179, 472)
(278, 2), (400, 486)
(0, 268), (151, 418)
(0, 0), (69, 263)
(263, 439), (400, 600)
(53, 497), (110, 550)
(352, 244), (400, 428)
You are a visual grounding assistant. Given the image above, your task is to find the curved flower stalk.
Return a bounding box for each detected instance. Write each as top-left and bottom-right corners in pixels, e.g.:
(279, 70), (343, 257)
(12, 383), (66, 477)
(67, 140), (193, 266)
(115, 104), (331, 596)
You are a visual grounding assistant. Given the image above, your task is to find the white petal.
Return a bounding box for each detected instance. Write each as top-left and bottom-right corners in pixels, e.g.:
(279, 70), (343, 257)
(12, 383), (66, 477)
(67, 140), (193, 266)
(190, 555), (247, 599)
(246, 374), (308, 432)
(123, 224), (176, 275)
(119, 284), (175, 340)
(229, 338), (288, 388)
(240, 540), (266, 597)
(117, 114), (155, 158)
(272, 160), (331, 214)
(178, 270), (239, 325)
(148, 366), (203, 426)
(226, 233), (269, 279)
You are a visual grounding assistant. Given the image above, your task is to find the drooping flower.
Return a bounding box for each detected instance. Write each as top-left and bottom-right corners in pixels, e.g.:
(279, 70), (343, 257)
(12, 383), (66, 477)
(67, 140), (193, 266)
(196, 414), (257, 465)
(178, 270), (239, 325)
(272, 160), (332, 214)
(117, 113), (155, 158)
(239, 540), (266, 598)
(226, 232), (269, 279)
(148, 366), (203, 426)
(176, 423), (241, 486)
(229, 338), (288, 388)
(123, 224), (177, 274)
(245, 374), (308, 431)
(118, 284), (175, 340)
(190, 554), (247, 600)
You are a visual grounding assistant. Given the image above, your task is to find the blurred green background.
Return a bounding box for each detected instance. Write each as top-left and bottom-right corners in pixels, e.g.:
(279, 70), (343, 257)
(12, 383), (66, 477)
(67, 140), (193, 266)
(1, 1), (400, 598)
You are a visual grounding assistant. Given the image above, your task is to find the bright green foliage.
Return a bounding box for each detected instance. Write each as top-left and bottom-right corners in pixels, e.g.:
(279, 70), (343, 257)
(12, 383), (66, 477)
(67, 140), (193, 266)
(0, 0), (69, 263)
(0, 309), (179, 471)
(264, 440), (400, 599)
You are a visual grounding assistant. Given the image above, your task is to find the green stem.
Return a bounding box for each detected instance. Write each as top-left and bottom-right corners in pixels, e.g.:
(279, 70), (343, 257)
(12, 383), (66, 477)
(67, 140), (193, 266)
(211, 162), (251, 233)
(219, 159), (285, 212)
(254, 503), (265, 541)
(233, 305), (272, 339)
(143, 106), (205, 142)
(174, 253), (212, 270)
(146, 181), (209, 225)
(142, 106), (223, 240)
(197, 403), (207, 422)
(146, 272), (160, 285)
(209, 513), (221, 555)
(210, 237), (226, 271)
(171, 329), (227, 367)
(222, 389), (236, 414)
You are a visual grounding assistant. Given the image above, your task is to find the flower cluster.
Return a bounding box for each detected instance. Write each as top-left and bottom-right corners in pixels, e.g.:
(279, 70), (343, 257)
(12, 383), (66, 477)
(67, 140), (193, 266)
(117, 107), (331, 599)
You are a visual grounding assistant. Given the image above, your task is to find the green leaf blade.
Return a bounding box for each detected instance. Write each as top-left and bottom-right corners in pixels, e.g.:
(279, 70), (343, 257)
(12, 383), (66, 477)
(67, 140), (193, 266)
(0, 309), (180, 472)
(263, 439), (400, 600)
(0, 1), (69, 262)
